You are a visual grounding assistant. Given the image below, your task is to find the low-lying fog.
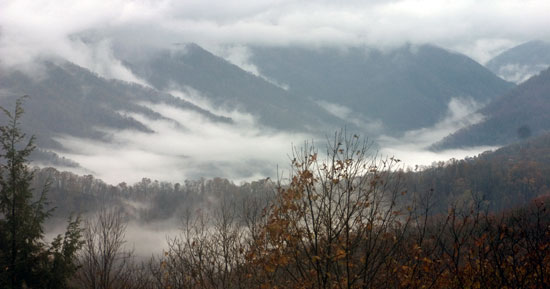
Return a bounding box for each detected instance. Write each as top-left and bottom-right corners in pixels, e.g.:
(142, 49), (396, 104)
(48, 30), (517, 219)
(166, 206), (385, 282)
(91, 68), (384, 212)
(45, 218), (180, 259)
(42, 95), (500, 259)
(379, 97), (498, 168)
(52, 88), (312, 184)
(48, 90), (497, 185)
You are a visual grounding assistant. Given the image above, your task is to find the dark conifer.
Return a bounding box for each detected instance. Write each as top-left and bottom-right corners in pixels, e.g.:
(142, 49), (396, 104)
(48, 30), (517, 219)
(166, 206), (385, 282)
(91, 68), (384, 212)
(0, 97), (83, 289)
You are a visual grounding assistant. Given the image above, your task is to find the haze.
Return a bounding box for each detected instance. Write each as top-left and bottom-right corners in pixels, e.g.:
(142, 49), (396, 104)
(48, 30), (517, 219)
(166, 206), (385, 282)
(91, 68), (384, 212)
(2, 0), (549, 184)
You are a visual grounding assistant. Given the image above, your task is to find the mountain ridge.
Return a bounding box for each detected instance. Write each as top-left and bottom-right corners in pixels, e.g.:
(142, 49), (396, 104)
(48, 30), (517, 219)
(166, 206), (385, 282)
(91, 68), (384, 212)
(248, 44), (515, 133)
(486, 40), (550, 83)
(432, 66), (550, 150)
(116, 43), (352, 134)
(0, 60), (231, 149)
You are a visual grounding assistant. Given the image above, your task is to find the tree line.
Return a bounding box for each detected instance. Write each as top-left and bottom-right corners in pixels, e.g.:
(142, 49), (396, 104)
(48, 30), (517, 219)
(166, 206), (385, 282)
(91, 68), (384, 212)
(2, 99), (550, 288)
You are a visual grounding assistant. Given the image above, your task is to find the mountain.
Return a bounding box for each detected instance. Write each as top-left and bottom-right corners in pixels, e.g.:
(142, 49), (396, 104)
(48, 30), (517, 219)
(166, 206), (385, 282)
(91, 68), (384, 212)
(116, 44), (349, 133)
(486, 40), (550, 83)
(248, 44), (514, 133)
(0, 43), (518, 175)
(406, 132), (550, 211)
(433, 67), (550, 149)
(0, 61), (228, 150)
(36, 131), (550, 221)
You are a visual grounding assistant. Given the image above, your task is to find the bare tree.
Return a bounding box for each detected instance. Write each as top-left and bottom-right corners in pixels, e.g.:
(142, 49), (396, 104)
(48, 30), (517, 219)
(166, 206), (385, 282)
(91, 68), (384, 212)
(76, 207), (135, 289)
(152, 197), (257, 289)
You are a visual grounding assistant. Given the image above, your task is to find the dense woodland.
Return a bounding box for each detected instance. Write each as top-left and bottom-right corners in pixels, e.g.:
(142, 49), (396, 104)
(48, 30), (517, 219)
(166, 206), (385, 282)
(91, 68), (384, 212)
(3, 97), (550, 288)
(34, 168), (274, 223)
(2, 0), (550, 284)
(434, 66), (550, 149)
(33, 131), (550, 223)
(405, 132), (550, 212)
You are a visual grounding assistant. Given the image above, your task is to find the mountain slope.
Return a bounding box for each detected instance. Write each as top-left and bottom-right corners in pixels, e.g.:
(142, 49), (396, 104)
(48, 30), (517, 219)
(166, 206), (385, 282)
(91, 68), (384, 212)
(406, 132), (550, 211)
(0, 61), (228, 149)
(486, 40), (550, 83)
(118, 44), (348, 133)
(248, 44), (514, 133)
(433, 67), (550, 149)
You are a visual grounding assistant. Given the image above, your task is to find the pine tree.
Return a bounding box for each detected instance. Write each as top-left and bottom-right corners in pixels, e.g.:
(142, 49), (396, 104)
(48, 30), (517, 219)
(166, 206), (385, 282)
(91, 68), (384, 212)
(0, 97), (83, 289)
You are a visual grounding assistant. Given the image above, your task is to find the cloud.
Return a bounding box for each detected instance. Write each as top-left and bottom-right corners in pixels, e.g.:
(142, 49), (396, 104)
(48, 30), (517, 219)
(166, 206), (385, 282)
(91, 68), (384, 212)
(2, 0), (545, 185)
(387, 97), (486, 147)
(213, 45), (290, 90)
(495, 63), (550, 83)
(46, 95), (498, 184)
(378, 97), (496, 168)
(2, 0), (550, 72)
(45, 215), (181, 259)
(450, 38), (519, 65)
(317, 100), (384, 134)
(51, 101), (312, 184)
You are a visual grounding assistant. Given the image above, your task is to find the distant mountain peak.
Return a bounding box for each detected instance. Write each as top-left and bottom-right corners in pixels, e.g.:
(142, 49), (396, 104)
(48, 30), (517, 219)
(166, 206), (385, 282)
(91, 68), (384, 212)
(248, 43), (513, 134)
(486, 40), (550, 83)
(433, 66), (550, 150)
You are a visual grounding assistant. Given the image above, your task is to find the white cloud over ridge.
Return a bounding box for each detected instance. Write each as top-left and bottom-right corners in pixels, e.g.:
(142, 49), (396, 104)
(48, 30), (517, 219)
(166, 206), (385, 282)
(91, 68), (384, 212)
(214, 45), (290, 90)
(496, 63), (550, 83)
(44, 96), (496, 185)
(317, 100), (384, 134)
(378, 97), (497, 169)
(1, 0), (541, 184)
(2, 0), (550, 73)
(51, 101), (312, 184)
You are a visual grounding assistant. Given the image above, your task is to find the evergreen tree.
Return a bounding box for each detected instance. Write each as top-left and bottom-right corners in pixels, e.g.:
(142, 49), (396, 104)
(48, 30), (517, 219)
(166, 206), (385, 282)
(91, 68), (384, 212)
(0, 97), (83, 289)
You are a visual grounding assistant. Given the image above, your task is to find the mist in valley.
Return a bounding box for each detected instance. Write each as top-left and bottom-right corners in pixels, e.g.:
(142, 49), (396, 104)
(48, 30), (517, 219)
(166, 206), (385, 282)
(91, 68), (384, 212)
(3, 1), (550, 288)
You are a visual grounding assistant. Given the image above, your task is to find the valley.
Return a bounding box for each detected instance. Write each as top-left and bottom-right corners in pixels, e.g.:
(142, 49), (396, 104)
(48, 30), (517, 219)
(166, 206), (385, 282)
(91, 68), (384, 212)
(2, 1), (550, 287)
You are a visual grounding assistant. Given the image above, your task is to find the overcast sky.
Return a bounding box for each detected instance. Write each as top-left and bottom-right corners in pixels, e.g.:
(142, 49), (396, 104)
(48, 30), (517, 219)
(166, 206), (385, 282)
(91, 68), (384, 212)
(2, 0), (550, 69)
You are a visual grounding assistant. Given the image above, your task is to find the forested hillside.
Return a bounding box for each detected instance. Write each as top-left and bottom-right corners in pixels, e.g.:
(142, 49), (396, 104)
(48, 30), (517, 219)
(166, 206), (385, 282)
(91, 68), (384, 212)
(21, 131), (550, 289)
(434, 66), (550, 149)
(35, 132), (550, 224)
(3, 0), (550, 287)
(0, 61), (228, 150)
(117, 44), (349, 133)
(249, 44), (514, 133)
(486, 40), (550, 83)
(407, 132), (550, 211)
(33, 167), (273, 224)
(4, 100), (550, 288)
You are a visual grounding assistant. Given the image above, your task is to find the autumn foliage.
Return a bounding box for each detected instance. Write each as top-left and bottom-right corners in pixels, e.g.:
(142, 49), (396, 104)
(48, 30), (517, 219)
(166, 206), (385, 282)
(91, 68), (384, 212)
(5, 118), (549, 288)
(148, 132), (550, 289)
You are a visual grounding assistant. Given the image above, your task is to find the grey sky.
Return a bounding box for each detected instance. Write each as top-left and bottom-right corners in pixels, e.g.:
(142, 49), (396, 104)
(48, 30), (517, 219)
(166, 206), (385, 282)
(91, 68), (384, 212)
(2, 0), (550, 69)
